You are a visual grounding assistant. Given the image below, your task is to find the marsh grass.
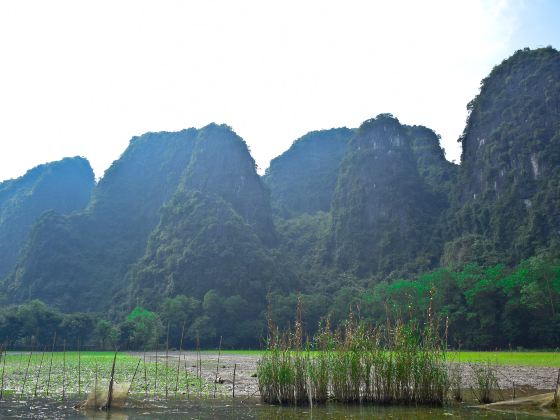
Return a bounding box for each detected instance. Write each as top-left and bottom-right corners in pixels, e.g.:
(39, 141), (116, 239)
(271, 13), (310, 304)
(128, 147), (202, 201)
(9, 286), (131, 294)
(470, 361), (499, 404)
(258, 300), (449, 406)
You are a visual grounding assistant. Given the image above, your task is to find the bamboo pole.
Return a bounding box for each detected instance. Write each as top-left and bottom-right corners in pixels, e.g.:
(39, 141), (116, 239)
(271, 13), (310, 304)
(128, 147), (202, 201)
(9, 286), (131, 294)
(184, 358), (190, 399)
(196, 335), (201, 397)
(143, 347), (148, 397)
(102, 351), (118, 410)
(77, 338), (81, 397)
(33, 346), (46, 397)
(21, 339), (34, 396)
(0, 345), (6, 400)
(62, 339), (66, 400)
(233, 363), (237, 398)
(46, 332), (56, 397)
(154, 347), (158, 398)
(165, 323), (169, 400)
(553, 368), (560, 408)
(94, 362), (98, 409)
(127, 358), (142, 397)
(175, 322), (185, 398)
(213, 336), (222, 398)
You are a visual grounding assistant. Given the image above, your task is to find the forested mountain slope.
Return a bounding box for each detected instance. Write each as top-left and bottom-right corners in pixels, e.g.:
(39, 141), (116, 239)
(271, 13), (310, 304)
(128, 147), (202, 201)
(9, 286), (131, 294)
(449, 47), (560, 265)
(0, 157), (94, 278)
(6, 130), (198, 311)
(1, 48), (559, 349)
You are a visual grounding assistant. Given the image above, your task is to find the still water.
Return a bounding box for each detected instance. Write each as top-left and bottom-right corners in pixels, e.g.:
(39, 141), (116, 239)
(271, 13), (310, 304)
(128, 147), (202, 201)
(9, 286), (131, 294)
(0, 397), (549, 419)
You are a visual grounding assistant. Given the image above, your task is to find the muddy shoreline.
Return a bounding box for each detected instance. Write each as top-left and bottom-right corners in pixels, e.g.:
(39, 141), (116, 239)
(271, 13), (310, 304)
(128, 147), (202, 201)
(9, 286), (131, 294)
(137, 351), (559, 399)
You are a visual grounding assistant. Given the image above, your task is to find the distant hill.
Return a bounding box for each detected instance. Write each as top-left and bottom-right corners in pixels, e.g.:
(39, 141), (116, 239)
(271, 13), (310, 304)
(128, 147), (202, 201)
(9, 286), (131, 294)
(0, 157), (94, 278)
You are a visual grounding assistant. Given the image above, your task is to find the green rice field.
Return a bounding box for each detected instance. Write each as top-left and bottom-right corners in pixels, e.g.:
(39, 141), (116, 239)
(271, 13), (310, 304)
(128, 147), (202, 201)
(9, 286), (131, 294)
(213, 350), (560, 367)
(0, 351), (207, 399)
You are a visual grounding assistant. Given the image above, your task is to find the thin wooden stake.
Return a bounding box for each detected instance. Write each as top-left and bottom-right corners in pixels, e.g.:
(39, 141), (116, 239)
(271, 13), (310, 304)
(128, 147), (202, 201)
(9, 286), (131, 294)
(102, 351), (118, 410)
(196, 335), (201, 397)
(46, 332), (56, 397)
(213, 336), (222, 398)
(165, 323), (169, 400)
(62, 339), (66, 400)
(0, 345), (6, 400)
(154, 347), (158, 398)
(127, 358), (142, 397)
(553, 368), (560, 407)
(175, 322), (185, 398)
(233, 363), (237, 398)
(77, 338), (81, 397)
(94, 363), (98, 409)
(33, 346), (46, 397)
(184, 358), (190, 399)
(21, 339), (34, 396)
(143, 347), (148, 397)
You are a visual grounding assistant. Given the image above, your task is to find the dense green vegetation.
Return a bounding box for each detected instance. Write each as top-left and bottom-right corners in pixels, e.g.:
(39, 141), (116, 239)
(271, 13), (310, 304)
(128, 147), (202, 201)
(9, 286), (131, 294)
(2, 255), (558, 350)
(1, 48), (560, 350)
(264, 128), (353, 217)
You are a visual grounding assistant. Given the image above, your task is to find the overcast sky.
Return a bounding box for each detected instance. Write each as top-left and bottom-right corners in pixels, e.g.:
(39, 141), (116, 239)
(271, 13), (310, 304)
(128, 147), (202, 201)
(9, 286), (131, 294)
(1, 0), (559, 181)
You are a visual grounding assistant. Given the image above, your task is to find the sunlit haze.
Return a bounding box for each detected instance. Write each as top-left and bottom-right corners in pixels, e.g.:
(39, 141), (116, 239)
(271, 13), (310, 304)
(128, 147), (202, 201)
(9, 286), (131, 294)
(1, 0), (559, 181)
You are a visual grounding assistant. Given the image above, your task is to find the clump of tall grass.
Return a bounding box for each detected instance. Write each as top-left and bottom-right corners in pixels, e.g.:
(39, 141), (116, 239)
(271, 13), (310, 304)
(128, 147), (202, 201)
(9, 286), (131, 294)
(258, 299), (449, 406)
(470, 361), (499, 404)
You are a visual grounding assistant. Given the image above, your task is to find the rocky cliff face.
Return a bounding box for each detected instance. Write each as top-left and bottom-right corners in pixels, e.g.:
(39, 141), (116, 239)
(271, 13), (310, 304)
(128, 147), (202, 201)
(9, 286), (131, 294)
(264, 128), (353, 217)
(328, 114), (450, 277)
(0, 157), (94, 278)
(183, 124), (276, 245)
(455, 47), (560, 259)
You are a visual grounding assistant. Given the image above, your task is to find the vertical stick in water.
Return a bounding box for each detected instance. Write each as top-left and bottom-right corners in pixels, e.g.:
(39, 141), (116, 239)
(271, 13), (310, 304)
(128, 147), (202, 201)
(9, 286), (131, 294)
(184, 358), (190, 398)
(143, 347), (148, 397)
(154, 347), (158, 398)
(196, 335), (201, 397)
(103, 351), (118, 410)
(34, 346), (46, 397)
(165, 323), (169, 400)
(233, 363), (237, 398)
(554, 368), (560, 407)
(21, 339), (35, 396)
(213, 336), (222, 398)
(94, 363), (98, 408)
(0, 345), (6, 400)
(175, 322), (185, 398)
(62, 339), (66, 400)
(77, 338), (81, 397)
(127, 359), (142, 397)
(46, 332), (56, 397)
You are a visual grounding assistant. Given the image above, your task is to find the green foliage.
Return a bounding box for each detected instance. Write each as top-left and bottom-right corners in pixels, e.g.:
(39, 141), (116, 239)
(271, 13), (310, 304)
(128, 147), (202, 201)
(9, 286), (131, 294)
(6, 129), (198, 311)
(125, 307), (162, 348)
(455, 47), (560, 260)
(0, 157), (94, 278)
(361, 256), (560, 349)
(264, 128), (353, 217)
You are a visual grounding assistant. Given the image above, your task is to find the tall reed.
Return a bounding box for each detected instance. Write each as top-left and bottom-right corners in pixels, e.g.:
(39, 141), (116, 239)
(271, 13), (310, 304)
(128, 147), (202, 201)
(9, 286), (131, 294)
(258, 300), (449, 406)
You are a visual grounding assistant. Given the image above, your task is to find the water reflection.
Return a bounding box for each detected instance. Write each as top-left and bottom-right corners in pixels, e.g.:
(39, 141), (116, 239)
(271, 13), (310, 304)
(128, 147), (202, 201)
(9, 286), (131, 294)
(0, 397), (550, 419)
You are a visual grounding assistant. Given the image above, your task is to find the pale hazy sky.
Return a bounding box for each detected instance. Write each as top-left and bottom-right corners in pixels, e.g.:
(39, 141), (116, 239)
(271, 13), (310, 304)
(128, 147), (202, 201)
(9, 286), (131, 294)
(0, 0), (559, 181)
